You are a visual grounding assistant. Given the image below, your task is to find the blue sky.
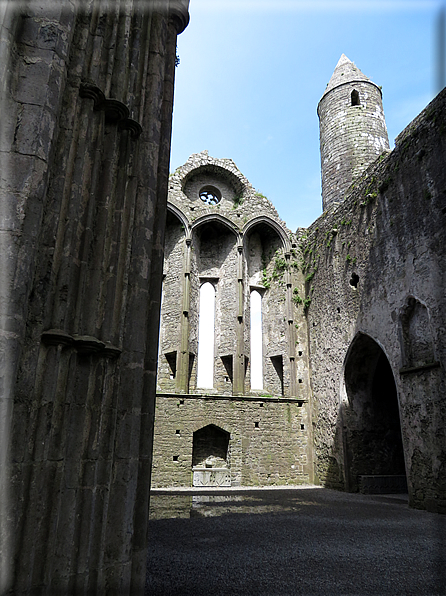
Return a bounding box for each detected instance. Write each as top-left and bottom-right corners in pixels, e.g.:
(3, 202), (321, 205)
(170, 0), (445, 231)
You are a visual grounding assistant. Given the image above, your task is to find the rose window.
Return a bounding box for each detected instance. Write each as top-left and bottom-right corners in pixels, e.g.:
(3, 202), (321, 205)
(199, 186), (221, 205)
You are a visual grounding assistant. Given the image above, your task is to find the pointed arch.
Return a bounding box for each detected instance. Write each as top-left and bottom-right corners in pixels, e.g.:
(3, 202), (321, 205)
(191, 213), (240, 239)
(250, 289), (263, 390)
(196, 282), (216, 389)
(341, 332), (406, 494)
(167, 202), (191, 239)
(243, 216), (291, 253)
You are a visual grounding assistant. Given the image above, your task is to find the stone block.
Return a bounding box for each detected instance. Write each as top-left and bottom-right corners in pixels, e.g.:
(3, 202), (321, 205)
(14, 103), (56, 161)
(15, 49), (53, 106)
(20, 16), (71, 59)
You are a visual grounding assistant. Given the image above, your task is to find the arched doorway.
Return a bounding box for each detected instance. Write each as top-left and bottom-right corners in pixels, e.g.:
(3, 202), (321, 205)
(343, 334), (407, 494)
(192, 425), (231, 487)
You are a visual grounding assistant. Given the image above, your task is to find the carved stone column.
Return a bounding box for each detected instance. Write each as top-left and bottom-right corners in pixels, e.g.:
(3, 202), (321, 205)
(3, 1), (190, 594)
(177, 237), (192, 393)
(285, 252), (297, 397)
(234, 243), (245, 395)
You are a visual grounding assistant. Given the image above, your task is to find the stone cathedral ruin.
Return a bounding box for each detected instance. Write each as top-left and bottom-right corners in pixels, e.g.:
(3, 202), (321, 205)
(152, 53), (445, 503)
(0, 1), (445, 594)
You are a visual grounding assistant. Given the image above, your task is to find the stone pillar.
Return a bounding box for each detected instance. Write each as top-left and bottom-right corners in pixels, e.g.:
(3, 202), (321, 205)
(177, 237), (192, 393)
(234, 243), (245, 395)
(2, 1), (190, 594)
(285, 252), (297, 397)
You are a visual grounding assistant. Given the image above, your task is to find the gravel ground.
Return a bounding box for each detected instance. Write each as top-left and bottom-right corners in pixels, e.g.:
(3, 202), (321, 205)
(145, 487), (445, 596)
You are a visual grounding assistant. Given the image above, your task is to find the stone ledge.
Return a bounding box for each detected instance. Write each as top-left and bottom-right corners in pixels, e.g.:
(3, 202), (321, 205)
(156, 392), (307, 404)
(359, 475), (408, 495)
(41, 329), (121, 358)
(399, 361), (441, 375)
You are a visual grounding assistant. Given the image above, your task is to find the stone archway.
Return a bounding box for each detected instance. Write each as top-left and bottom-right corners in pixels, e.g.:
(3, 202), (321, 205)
(343, 334), (407, 494)
(192, 424), (231, 487)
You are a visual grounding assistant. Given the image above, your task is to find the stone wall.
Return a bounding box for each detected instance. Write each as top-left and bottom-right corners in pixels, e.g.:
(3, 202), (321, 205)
(152, 394), (311, 488)
(306, 89), (445, 511)
(153, 152), (315, 488)
(1, 1), (189, 593)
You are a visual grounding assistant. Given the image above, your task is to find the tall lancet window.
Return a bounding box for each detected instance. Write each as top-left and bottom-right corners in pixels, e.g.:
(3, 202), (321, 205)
(250, 290), (263, 390)
(197, 282), (215, 388)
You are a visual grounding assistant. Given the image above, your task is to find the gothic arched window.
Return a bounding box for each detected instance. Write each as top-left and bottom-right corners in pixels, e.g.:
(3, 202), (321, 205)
(250, 290), (263, 390)
(197, 282), (216, 388)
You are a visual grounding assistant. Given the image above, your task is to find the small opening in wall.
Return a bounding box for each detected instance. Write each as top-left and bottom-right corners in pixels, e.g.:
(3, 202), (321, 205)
(176, 429), (180, 435)
(351, 89), (360, 106)
(199, 185), (221, 205)
(337, 307), (341, 313)
(173, 455), (179, 462)
(301, 424), (305, 430)
(179, 399), (184, 405)
(271, 355), (284, 396)
(298, 378), (303, 383)
(221, 355), (233, 384)
(254, 421), (260, 428)
(165, 351), (177, 380)
(349, 272), (360, 289)
(260, 403), (264, 407)
(298, 351), (303, 356)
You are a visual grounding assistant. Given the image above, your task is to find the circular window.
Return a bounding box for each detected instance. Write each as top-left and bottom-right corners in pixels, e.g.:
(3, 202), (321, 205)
(199, 186), (221, 205)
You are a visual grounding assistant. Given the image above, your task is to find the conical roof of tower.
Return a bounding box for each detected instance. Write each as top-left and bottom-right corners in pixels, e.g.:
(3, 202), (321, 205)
(320, 54), (376, 101)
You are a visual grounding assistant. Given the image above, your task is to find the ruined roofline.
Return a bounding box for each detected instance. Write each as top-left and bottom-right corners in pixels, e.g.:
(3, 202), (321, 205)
(394, 87), (446, 146)
(169, 151), (291, 239)
(171, 151), (254, 194)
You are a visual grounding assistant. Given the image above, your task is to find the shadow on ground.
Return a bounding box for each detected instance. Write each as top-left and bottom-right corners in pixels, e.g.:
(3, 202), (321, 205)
(145, 487), (445, 596)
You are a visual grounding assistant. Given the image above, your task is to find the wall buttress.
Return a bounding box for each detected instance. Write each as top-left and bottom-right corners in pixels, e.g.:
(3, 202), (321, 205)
(177, 237), (192, 393)
(234, 244), (245, 395)
(285, 253), (297, 396)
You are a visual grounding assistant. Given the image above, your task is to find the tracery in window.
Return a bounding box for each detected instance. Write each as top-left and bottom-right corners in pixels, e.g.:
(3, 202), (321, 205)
(199, 185), (221, 205)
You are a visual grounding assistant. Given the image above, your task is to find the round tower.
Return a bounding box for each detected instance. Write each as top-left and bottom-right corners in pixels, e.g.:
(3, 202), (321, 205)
(318, 54), (389, 210)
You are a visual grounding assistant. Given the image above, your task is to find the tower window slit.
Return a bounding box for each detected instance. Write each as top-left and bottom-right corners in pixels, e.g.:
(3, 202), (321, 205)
(351, 89), (360, 106)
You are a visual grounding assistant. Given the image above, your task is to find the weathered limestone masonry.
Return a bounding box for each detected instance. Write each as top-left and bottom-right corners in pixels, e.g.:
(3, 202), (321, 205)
(0, 1), (189, 594)
(318, 54), (389, 210)
(305, 88), (445, 512)
(152, 151), (314, 488)
(0, 11), (444, 592)
(152, 56), (445, 515)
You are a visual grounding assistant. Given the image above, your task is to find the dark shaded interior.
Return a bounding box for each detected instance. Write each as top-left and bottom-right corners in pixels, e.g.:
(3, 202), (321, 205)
(192, 424), (230, 468)
(343, 334), (406, 492)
